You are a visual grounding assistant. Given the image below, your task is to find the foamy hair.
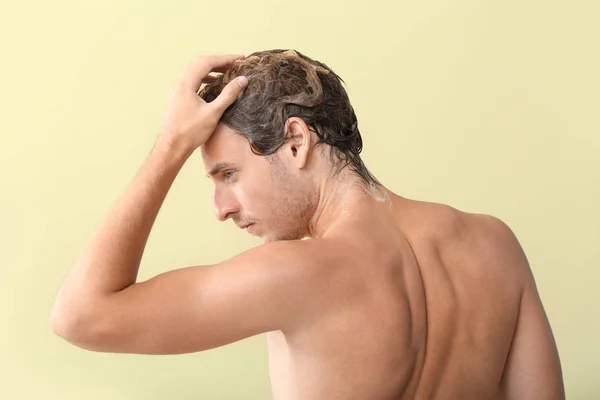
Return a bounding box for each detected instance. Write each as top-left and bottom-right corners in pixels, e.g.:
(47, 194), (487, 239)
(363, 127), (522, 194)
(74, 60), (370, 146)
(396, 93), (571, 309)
(199, 49), (380, 187)
(231, 50), (330, 107)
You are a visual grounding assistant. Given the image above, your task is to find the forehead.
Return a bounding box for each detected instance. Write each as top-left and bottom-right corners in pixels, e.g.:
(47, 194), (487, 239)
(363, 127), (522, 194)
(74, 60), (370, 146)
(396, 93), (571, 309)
(201, 123), (250, 168)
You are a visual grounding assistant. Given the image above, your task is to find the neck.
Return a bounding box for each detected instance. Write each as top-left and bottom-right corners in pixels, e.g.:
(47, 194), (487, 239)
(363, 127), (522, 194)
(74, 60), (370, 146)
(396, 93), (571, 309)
(307, 171), (390, 239)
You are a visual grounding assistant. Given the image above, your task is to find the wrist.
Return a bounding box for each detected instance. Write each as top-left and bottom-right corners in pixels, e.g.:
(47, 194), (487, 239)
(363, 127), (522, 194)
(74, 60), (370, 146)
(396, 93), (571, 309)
(154, 135), (196, 162)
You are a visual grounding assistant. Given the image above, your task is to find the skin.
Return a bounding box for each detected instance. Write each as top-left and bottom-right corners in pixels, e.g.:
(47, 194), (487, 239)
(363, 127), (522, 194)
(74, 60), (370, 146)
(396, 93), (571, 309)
(50, 54), (565, 399)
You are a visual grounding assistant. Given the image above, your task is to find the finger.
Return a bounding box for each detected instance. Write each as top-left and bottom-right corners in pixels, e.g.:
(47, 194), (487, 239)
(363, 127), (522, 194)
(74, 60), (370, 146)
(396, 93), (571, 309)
(202, 54), (246, 73)
(195, 74), (223, 94)
(201, 74), (220, 84)
(181, 54), (245, 92)
(209, 76), (248, 114)
(211, 64), (238, 74)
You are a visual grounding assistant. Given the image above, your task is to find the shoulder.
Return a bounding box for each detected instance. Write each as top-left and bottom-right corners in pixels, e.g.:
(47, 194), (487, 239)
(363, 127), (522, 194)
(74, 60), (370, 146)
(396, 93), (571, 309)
(203, 239), (337, 334)
(455, 211), (534, 282)
(228, 239), (333, 273)
(222, 238), (337, 299)
(398, 199), (469, 243)
(413, 200), (519, 250)
(466, 212), (528, 258)
(408, 199), (532, 275)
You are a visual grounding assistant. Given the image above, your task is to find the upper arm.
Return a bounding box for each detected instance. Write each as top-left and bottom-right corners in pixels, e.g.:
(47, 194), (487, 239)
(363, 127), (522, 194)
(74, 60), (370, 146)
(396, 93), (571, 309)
(66, 241), (314, 355)
(502, 280), (565, 399)
(481, 215), (565, 399)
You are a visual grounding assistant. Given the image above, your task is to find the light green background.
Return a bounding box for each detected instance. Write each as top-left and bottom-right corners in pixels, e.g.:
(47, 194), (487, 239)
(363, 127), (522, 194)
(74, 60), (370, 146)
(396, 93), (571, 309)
(1, 0), (598, 399)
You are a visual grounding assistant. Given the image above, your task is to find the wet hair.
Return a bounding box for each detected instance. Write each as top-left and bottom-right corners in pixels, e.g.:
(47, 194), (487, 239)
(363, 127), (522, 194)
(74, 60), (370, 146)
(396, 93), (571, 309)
(199, 49), (380, 187)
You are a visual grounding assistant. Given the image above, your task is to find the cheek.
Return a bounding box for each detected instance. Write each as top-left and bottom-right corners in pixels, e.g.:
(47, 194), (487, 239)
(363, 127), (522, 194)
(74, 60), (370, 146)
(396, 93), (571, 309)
(235, 179), (270, 210)
(239, 164), (283, 212)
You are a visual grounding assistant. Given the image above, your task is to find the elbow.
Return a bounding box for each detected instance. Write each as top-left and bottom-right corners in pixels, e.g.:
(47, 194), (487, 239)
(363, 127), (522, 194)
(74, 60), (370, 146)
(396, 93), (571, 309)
(50, 293), (123, 353)
(49, 306), (65, 337)
(50, 305), (85, 343)
(49, 304), (105, 350)
(49, 296), (67, 334)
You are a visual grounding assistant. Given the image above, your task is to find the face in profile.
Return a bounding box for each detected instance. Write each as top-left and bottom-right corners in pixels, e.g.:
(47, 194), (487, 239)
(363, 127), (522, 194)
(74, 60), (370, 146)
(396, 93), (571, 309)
(201, 123), (315, 242)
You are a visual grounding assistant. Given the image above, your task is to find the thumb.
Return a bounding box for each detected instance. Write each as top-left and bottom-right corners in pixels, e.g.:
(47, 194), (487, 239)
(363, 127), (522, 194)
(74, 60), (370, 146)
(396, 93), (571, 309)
(210, 76), (248, 113)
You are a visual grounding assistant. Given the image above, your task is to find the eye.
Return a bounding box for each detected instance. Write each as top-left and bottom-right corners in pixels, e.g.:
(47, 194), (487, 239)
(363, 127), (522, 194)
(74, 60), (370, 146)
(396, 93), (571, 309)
(223, 170), (236, 180)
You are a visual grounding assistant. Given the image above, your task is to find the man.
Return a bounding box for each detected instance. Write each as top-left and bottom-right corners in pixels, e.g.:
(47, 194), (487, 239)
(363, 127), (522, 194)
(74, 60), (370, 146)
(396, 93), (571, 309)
(50, 50), (565, 399)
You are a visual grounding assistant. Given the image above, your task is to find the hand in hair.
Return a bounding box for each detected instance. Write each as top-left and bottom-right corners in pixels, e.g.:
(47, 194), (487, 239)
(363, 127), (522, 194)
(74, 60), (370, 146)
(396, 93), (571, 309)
(158, 54), (249, 153)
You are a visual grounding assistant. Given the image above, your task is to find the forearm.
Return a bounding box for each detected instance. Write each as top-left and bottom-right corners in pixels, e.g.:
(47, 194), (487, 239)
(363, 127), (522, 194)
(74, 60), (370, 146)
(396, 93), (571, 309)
(52, 139), (193, 316)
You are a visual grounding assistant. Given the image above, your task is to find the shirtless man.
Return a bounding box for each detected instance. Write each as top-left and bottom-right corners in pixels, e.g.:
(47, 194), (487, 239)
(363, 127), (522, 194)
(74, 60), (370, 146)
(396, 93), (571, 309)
(50, 50), (565, 399)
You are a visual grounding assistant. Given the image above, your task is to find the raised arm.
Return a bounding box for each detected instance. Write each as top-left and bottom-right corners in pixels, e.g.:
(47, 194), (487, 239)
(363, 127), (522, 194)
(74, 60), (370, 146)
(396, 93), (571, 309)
(51, 240), (315, 354)
(50, 54), (257, 351)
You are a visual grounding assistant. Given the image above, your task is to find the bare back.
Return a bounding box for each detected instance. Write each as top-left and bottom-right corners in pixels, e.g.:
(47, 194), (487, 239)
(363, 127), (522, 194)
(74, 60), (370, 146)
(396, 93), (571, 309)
(267, 195), (563, 399)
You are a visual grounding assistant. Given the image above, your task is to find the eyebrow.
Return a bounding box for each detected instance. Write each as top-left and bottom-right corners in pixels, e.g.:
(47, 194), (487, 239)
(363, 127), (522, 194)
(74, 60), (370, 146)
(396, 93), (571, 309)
(207, 161), (235, 178)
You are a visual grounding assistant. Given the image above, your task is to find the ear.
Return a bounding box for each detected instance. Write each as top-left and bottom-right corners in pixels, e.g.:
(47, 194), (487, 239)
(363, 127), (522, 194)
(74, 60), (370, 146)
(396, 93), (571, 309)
(283, 117), (312, 169)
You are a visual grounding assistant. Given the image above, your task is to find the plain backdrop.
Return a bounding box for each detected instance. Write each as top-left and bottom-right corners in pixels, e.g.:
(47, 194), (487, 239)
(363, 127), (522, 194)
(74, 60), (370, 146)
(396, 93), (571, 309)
(1, 0), (598, 398)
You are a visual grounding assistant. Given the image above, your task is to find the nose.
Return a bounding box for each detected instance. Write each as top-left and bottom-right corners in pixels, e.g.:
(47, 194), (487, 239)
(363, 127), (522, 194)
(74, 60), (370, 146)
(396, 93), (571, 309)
(213, 188), (239, 222)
